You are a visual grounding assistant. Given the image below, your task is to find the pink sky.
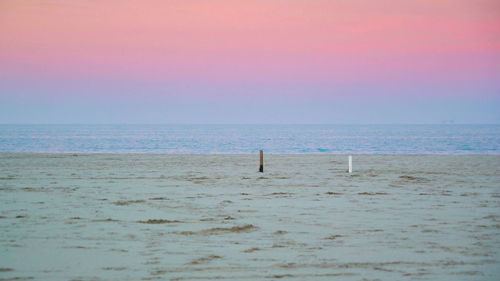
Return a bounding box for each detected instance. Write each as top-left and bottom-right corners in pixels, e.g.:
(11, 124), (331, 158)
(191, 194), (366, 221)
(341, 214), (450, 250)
(0, 0), (499, 123)
(2, 0), (499, 82)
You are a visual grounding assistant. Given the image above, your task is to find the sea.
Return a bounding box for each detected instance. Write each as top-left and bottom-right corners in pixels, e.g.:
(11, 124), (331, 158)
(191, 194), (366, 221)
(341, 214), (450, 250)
(0, 124), (498, 154)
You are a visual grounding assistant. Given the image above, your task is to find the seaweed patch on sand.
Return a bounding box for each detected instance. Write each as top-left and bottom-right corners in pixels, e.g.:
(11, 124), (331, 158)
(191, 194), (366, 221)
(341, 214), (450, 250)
(399, 175), (431, 183)
(179, 224), (257, 235)
(187, 255), (222, 265)
(113, 200), (146, 206)
(242, 247), (261, 253)
(137, 219), (182, 224)
(357, 192), (389, 195)
(0, 268), (14, 272)
(324, 234), (344, 240)
(91, 218), (120, 222)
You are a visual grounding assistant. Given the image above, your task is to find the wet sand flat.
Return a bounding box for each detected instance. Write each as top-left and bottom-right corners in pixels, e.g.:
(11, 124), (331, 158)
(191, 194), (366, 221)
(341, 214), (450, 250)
(0, 153), (499, 280)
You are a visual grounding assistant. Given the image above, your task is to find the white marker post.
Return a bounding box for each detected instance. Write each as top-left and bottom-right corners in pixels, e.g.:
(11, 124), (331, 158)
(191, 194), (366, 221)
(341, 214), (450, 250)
(348, 155), (352, 173)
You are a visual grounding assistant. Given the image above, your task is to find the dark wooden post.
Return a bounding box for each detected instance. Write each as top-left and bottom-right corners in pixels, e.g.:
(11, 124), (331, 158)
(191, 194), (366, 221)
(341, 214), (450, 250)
(259, 150), (264, 172)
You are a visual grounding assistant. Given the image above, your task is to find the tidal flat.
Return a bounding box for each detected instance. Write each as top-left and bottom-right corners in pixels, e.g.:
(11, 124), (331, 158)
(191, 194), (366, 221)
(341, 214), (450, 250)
(0, 153), (499, 280)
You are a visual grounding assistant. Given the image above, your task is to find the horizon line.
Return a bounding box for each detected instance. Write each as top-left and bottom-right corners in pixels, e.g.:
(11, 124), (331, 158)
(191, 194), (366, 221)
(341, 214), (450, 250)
(0, 123), (499, 126)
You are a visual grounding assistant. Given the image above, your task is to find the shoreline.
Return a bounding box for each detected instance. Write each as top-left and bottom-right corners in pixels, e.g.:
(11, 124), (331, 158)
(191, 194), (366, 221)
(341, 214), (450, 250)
(1, 152), (499, 155)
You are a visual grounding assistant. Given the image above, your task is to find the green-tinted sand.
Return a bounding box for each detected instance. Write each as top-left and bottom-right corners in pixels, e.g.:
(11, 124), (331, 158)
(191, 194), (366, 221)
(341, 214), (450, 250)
(0, 154), (499, 280)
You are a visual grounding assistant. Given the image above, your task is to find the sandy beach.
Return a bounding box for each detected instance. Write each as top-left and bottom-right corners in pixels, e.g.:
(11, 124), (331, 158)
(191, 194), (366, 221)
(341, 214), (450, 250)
(0, 153), (499, 280)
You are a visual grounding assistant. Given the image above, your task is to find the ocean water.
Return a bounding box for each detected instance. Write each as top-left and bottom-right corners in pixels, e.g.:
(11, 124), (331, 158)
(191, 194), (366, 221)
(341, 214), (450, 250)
(0, 124), (498, 154)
